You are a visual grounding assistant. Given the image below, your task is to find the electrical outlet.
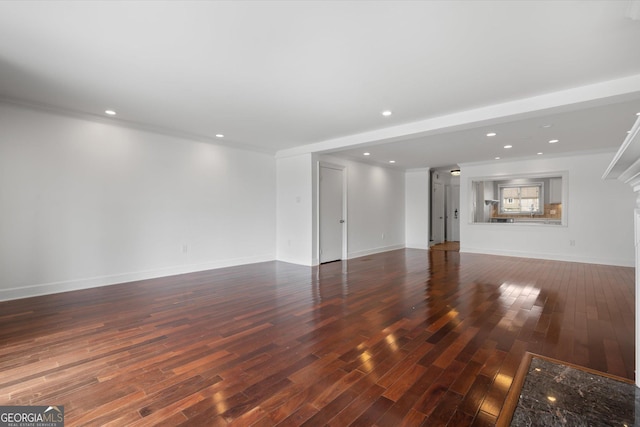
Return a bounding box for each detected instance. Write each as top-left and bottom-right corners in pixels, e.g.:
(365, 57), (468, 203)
(181, 244), (189, 253)
(569, 240), (576, 247)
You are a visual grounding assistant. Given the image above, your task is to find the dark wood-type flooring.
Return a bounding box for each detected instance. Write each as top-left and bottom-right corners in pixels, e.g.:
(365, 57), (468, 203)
(0, 249), (635, 426)
(429, 242), (460, 252)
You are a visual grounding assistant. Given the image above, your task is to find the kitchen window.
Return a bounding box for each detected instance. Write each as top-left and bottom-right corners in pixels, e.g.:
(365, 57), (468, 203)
(499, 183), (543, 215)
(471, 173), (565, 226)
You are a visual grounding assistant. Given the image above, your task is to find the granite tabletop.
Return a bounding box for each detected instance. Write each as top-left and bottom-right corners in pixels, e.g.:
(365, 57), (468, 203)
(511, 357), (638, 426)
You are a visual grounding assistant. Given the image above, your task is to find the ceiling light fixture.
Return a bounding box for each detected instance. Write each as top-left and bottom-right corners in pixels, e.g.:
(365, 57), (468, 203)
(389, 160), (396, 163)
(105, 110), (116, 115)
(495, 156), (501, 160)
(363, 152), (370, 156)
(504, 145), (512, 149)
(486, 132), (497, 137)
(636, 112), (640, 116)
(549, 139), (559, 143)
(215, 134), (224, 138)
(537, 152), (543, 155)
(541, 124), (553, 128)
(382, 110), (392, 117)
(450, 169), (461, 176)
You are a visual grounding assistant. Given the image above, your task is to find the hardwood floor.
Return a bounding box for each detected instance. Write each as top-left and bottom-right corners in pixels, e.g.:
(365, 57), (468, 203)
(429, 241), (460, 252)
(0, 249), (634, 426)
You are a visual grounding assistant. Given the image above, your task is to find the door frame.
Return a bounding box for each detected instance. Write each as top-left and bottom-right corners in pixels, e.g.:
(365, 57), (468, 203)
(445, 184), (460, 241)
(317, 161), (348, 263)
(431, 181), (445, 244)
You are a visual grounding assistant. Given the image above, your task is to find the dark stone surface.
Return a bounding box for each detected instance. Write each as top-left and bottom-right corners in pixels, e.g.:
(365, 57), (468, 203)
(510, 357), (639, 427)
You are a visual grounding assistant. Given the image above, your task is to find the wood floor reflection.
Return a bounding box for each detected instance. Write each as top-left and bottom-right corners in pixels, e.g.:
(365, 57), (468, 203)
(0, 249), (634, 426)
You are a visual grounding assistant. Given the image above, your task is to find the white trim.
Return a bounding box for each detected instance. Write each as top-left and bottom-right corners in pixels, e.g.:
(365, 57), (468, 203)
(406, 243), (430, 250)
(0, 97), (275, 155)
(348, 244), (405, 260)
(405, 167), (432, 173)
(318, 162), (348, 263)
(277, 256), (316, 267)
(601, 114), (640, 388)
(467, 170), (569, 226)
(276, 74), (640, 159)
(318, 161), (345, 171)
(342, 167), (348, 261)
(0, 254), (274, 302)
(460, 246), (633, 268)
(460, 147), (616, 168)
(603, 116), (640, 183)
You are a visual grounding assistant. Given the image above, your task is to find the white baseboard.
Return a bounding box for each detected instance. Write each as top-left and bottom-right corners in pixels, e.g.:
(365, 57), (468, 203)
(348, 244), (405, 260)
(460, 246), (634, 267)
(275, 257), (315, 266)
(405, 242), (431, 250)
(6, 245), (629, 302)
(0, 254), (275, 302)
(279, 245), (406, 266)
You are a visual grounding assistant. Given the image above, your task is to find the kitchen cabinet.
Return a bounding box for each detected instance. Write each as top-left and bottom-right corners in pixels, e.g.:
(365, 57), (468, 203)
(472, 175), (565, 225)
(549, 178), (562, 204)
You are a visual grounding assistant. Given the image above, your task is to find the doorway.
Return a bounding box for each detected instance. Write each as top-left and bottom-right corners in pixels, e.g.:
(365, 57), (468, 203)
(431, 169), (460, 246)
(446, 184), (460, 241)
(319, 165), (345, 263)
(431, 181), (445, 244)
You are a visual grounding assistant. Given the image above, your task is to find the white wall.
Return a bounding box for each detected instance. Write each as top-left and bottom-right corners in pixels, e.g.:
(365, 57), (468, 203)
(460, 151), (635, 266)
(317, 155), (405, 259)
(276, 154), (315, 265)
(405, 169), (430, 249)
(0, 103), (276, 301)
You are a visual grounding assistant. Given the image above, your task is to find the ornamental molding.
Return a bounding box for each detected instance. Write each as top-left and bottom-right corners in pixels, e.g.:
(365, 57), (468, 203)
(603, 116), (640, 193)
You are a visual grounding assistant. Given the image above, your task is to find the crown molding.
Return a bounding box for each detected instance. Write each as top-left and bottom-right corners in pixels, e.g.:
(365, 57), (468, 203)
(603, 115), (640, 192)
(0, 96), (276, 156)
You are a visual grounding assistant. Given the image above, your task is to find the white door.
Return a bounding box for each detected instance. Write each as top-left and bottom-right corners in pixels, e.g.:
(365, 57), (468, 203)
(319, 166), (344, 263)
(451, 185), (460, 241)
(432, 182), (445, 244)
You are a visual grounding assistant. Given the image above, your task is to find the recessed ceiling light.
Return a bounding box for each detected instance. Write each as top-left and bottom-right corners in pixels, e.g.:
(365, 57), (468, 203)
(549, 139), (559, 143)
(486, 132), (497, 137)
(382, 110), (392, 117)
(541, 124), (553, 128)
(636, 112), (640, 116)
(215, 134), (224, 138)
(363, 152), (370, 156)
(504, 145), (512, 149)
(495, 156), (501, 160)
(537, 152), (543, 155)
(628, 131), (632, 134)
(105, 110), (116, 115)
(389, 160), (396, 163)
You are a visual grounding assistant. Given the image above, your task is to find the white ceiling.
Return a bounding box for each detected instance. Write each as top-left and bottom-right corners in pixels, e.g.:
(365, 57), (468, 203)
(1, 1), (640, 168)
(335, 99), (640, 169)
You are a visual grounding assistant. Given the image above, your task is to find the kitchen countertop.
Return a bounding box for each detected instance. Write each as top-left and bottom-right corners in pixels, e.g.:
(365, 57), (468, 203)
(490, 217), (561, 224)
